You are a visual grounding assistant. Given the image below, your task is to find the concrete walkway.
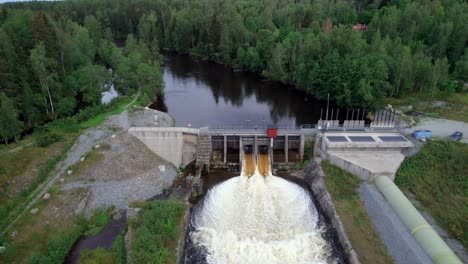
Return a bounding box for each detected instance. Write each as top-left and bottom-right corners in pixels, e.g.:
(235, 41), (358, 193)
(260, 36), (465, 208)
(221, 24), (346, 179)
(359, 183), (432, 264)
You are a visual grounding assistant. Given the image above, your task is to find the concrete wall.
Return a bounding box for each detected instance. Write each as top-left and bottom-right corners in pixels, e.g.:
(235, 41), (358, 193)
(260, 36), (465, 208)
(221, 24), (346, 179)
(320, 132), (410, 181)
(129, 127), (199, 167)
(304, 159), (360, 264)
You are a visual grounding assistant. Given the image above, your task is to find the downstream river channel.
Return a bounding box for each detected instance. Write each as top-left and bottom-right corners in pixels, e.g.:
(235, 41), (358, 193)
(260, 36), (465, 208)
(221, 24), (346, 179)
(155, 52), (332, 128)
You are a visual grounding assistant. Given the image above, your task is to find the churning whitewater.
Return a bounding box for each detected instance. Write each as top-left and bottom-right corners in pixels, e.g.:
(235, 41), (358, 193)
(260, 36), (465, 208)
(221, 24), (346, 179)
(191, 172), (331, 264)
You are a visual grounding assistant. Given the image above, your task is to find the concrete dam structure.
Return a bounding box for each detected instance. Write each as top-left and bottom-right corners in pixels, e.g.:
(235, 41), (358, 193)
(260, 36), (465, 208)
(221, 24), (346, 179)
(129, 126), (315, 169)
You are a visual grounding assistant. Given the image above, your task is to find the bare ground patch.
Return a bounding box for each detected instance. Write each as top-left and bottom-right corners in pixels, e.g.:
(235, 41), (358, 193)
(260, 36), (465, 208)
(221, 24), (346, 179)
(8, 187), (89, 263)
(61, 132), (178, 213)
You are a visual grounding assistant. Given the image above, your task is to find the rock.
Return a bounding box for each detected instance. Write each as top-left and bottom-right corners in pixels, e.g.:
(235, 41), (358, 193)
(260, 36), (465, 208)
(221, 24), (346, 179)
(432, 101), (447, 108)
(158, 165), (166, 172)
(400, 105), (413, 112)
(59, 178), (64, 183)
(43, 193), (51, 200)
(111, 134), (116, 139)
(74, 193), (88, 215)
(10, 230), (18, 239)
(0, 246), (5, 254)
(80, 157), (85, 162)
(67, 170), (73, 176)
(94, 144), (101, 149)
(30, 208), (39, 215)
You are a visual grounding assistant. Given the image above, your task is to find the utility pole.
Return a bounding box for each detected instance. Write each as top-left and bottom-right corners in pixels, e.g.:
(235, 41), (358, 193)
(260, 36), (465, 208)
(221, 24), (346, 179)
(326, 93), (329, 120)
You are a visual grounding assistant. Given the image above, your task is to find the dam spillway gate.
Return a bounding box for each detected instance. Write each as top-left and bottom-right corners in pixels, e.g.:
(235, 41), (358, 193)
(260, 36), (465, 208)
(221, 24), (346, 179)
(196, 126), (315, 171)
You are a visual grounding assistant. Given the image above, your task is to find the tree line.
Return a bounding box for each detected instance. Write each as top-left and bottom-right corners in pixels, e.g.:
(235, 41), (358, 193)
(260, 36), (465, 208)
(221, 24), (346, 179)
(1, 0), (467, 142)
(0, 5), (163, 143)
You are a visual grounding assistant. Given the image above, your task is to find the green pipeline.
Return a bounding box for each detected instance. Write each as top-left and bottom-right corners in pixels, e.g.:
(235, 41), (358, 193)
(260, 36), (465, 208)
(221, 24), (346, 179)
(375, 175), (462, 264)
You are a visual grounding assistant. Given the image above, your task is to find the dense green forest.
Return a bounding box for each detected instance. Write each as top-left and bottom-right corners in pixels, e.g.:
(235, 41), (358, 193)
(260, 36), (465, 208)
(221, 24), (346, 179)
(1, 0), (467, 142)
(0, 2), (164, 143)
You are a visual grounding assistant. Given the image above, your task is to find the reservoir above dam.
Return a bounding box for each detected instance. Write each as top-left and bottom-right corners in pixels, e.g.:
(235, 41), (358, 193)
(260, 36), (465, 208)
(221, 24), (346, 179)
(154, 52), (338, 128)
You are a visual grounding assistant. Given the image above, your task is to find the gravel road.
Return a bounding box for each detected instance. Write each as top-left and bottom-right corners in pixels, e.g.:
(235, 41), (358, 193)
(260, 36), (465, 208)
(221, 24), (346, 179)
(408, 118), (468, 143)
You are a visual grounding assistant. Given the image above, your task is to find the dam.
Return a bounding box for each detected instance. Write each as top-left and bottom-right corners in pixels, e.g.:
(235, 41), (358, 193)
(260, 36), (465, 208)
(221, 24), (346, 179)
(186, 144), (332, 264)
(128, 125), (315, 169)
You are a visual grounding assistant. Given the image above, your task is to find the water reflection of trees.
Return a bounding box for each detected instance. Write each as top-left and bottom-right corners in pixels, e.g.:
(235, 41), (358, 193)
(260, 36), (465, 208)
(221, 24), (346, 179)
(164, 52), (332, 125)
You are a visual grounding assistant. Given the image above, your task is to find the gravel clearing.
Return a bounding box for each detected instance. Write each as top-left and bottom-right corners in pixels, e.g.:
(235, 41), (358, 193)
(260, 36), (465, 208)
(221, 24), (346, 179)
(4, 108), (175, 232)
(359, 183), (432, 264)
(407, 117), (468, 143)
(62, 132), (178, 212)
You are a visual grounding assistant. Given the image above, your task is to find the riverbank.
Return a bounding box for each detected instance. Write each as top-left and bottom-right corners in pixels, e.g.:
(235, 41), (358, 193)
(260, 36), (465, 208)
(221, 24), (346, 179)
(386, 92), (468, 124)
(396, 140), (468, 251)
(0, 106), (180, 263)
(321, 161), (393, 263)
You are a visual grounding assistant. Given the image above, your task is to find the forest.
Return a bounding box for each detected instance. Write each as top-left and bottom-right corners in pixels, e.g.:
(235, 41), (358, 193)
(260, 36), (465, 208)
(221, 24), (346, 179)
(0, 0), (467, 143)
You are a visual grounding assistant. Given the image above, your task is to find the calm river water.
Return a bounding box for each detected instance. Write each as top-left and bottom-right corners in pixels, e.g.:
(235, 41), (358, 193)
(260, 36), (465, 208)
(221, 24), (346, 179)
(155, 52), (334, 128)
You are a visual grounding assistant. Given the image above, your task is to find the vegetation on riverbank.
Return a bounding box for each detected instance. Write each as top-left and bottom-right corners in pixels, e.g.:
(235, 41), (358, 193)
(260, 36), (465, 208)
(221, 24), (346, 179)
(6, 0), (467, 111)
(396, 140), (468, 247)
(24, 207), (114, 264)
(0, 134), (77, 232)
(385, 92), (468, 123)
(130, 199), (186, 264)
(77, 218), (126, 264)
(322, 161), (393, 264)
(0, 6), (163, 144)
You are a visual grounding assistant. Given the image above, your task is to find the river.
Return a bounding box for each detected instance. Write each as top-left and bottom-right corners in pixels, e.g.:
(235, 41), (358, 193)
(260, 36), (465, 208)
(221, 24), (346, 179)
(154, 52), (335, 128)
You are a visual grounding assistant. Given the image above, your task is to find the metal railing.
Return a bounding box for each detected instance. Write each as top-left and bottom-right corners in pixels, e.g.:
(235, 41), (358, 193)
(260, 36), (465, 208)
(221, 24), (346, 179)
(208, 124), (302, 130)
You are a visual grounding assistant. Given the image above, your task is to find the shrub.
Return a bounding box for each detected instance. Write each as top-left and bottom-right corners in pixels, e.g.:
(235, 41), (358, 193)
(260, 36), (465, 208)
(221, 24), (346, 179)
(33, 117), (80, 147)
(28, 224), (83, 264)
(130, 199), (185, 264)
(112, 230), (127, 264)
(35, 131), (62, 147)
(78, 248), (115, 264)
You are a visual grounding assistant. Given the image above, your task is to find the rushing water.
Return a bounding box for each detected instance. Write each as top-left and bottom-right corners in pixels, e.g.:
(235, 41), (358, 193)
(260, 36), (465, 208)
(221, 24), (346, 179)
(155, 52), (336, 128)
(190, 154), (331, 264)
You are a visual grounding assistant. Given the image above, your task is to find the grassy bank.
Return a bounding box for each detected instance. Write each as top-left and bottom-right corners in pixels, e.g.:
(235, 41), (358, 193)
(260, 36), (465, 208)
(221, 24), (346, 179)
(130, 199), (186, 264)
(322, 161), (393, 264)
(0, 93), (141, 228)
(0, 135), (77, 231)
(385, 92), (468, 123)
(79, 96), (137, 128)
(0, 94), (142, 263)
(396, 140), (468, 247)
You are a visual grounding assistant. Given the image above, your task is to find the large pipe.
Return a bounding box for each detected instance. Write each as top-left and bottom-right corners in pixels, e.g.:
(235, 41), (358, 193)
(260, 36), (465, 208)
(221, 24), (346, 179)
(375, 176), (462, 264)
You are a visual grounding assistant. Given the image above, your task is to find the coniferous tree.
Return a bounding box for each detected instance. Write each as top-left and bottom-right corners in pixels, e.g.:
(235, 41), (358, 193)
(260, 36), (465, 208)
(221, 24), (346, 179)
(0, 93), (23, 144)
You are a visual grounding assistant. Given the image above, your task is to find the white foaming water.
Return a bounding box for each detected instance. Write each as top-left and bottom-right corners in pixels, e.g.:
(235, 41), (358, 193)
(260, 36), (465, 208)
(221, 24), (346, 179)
(191, 172), (331, 264)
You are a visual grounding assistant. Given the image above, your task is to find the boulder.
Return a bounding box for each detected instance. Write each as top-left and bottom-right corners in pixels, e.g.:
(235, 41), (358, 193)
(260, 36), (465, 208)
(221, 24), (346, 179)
(158, 165), (166, 172)
(30, 208), (39, 215)
(59, 178), (64, 183)
(80, 157), (85, 162)
(94, 144), (101, 149)
(10, 230), (18, 239)
(0, 246), (6, 254)
(43, 193), (51, 200)
(67, 170), (73, 176)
